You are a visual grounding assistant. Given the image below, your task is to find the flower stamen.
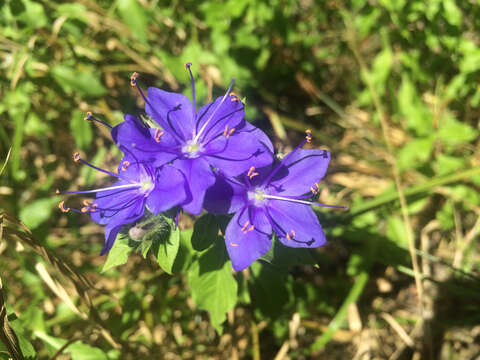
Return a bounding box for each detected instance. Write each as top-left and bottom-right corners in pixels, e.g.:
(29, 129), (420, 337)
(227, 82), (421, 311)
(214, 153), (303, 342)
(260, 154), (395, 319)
(305, 129), (312, 143)
(286, 229), (296, 240)
(247, 166), (259, 179)
(310, 183), (319, 195)
(229, 92), (240, 102)
(230, 242), (239, 247)
(185, 62), (196, 118)
(154, 128), (164, 142)
(121, 160), (130, 171)
(241, 220), (255, 234)
(84, 111), (112, 129)
(130, 72), (148, 104)
(73, 152), (81, 162)
(58, 201), (70, 213)
(193, 77), (235, 143)
(81, 200), (98, 213)
(130, 72), (139, 87)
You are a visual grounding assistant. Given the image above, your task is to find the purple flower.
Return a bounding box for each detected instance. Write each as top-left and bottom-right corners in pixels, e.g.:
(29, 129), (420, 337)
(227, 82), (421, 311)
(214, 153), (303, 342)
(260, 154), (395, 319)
(205, 131), (346, 271)
(125, 66), (273, 215)
(58, 152), (188, 255)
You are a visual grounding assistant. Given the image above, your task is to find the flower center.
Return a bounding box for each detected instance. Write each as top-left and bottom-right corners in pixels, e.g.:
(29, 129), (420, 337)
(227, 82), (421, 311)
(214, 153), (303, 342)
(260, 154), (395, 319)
(182, 140), (204, 158)
(248, 188), (266, 205)
(140, 179), (153, 193)
(254, 189), (265, 201)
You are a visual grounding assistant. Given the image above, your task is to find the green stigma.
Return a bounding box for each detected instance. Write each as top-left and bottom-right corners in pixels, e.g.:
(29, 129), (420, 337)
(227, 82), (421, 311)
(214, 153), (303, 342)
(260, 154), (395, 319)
(141, 180), (152, 191)
(187, 143), (200, 153)
(254, 189), (265, 201)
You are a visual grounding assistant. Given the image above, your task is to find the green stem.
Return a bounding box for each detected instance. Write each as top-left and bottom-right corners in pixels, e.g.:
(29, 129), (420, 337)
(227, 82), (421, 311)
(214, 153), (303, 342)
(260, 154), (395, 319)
(310, 271), (369, 350)
(346, 166), (480, 218)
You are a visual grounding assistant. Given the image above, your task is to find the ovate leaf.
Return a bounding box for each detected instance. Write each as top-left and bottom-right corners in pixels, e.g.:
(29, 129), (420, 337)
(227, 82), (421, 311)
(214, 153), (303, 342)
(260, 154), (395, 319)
(19, 197), (60, 229)
(35, 332), (107, 360)
(70, 110), (93, 150)
(191, 213), (218, 251)
(116, 0), (148, 43)
(153, 220), (181, 274)
(102, 234), (132, 272)
(51, 66), (107, 97)
(187, 242), (238, 333)
(437, 116), (478, 146)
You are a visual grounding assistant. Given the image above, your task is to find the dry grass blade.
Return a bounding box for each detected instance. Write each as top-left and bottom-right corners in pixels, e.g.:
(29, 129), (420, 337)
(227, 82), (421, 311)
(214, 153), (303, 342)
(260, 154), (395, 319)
(0, 148), (12, 177)
(344, 18), (424, 312)
(0, 277), (25, 360)
(0, 211), (122, 350)
(0, 226), (24, 360)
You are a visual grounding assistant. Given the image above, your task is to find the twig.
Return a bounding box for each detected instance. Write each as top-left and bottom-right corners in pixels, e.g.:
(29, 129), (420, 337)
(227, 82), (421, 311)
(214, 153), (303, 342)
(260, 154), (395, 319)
(47, 337), (78, 360)
(0, 276), (25, 360)
(345, 18), (424, 312)
(454, 214), (480, 268)
(251, 319), (261, 360)
(0, 148), (11, 177)
(380, 313), (414, 348)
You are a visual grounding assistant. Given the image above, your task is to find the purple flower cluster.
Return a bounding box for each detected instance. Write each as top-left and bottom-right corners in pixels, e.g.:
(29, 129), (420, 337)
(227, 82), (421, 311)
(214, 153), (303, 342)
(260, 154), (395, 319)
(59, 64), (344, 270)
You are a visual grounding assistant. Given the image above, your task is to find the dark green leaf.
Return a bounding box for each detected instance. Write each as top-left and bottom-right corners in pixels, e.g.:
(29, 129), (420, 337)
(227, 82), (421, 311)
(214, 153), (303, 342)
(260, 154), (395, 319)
(153, 220), (181, 274)
(187, 242), (238, 333)
(102, 234), (132, 272)
(19, 197), (60, 229)
(191, 213), (218, 251)
(116, 0), (148, 43)
(51, 66), (107, 97)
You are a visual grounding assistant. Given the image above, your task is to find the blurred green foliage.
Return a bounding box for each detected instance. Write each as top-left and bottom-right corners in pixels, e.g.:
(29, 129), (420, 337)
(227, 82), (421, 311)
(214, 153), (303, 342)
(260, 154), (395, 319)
(1, 0), (480, 359)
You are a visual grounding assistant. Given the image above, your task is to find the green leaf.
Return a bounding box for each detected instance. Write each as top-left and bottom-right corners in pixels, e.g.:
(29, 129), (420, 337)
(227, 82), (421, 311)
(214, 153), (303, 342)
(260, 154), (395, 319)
(191, 213), (218, 251)
(102, 234), (132, 272)
(397, 136), (434, 171)
(437, 116), (478, 146)
(7, 314), (36, 359)
(172, 228), (194, 273)
(250, 261), (291, 318)
(51, 66), (107, 97)
(442, 0), (462, 27)
(18, 0), (48, 29)
(434, 154), (466, 176)
(116, 0), (148, 43)
(370, 42), (393, 96)
(153, 220), (181, 274)
(187, 242), (238, 333)
(35, 332), (107, 360)
(398, 74), (433, 136)
(55, 3), (88, 22)
(19, 197), (60, 229)
(260, 236), (316, 268)
(386, 216), (409, 247)
(70, 110), (93, 150)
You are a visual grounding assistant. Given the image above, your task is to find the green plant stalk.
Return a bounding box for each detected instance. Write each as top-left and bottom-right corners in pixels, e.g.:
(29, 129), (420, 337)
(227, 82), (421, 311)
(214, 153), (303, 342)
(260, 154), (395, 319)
(347, 166), (480, 218)
(310, 271), (369, 350)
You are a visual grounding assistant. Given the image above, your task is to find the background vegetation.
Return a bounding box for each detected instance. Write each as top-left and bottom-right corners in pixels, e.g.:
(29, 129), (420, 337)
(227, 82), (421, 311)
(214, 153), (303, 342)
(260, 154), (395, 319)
(1, 0), (480, 359)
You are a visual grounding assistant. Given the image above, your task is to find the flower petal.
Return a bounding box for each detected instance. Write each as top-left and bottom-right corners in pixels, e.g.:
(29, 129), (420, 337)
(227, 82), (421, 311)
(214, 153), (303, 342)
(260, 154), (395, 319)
(173, 158), (215, 215)
(195, 95), (245, 143)
(112, 114), (179, 166)
(145, 165), (189, 213)
(269, 149), (330, 196)
(204, 122), (274, 176)
(204, 173), (246, 214)
(146, 87), (195, 141)
(90, 180), (142, 225)
(225, 207), (272, 271)
(266, 200), (326, 248)
(99, 197), (146, 255)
